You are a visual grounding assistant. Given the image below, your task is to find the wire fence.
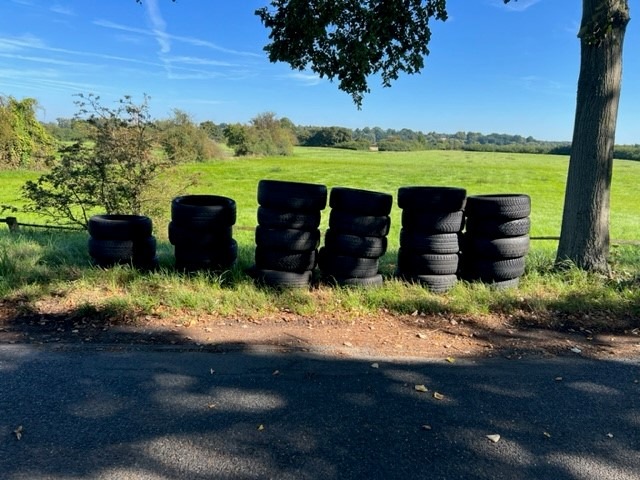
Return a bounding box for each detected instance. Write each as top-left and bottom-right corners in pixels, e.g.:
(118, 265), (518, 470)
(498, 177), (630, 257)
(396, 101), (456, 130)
(1, 216), (638, 245)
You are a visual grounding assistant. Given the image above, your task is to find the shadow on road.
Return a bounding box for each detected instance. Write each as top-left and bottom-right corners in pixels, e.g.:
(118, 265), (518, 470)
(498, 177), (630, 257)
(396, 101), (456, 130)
(1, 340), (639, 479)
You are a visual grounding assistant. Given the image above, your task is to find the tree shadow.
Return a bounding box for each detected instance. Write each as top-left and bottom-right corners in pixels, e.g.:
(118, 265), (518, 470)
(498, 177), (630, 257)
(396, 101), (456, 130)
(0, 337), (638, 479)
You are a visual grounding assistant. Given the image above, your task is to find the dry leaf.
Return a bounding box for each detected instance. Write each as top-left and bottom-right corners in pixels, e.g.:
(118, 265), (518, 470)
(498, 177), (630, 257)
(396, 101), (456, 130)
(433, 392), (445, 400)
(421, 425), (432, 430)
(13, 425), (23, 440)
(543, 432), (552, 438)
(207, 403), (217, 409)
(371, 363), (379, 369)
(343, 342), (353, 347)
(446, 357), (455, 363)
(417, 333), (427, 339)
(606, 433), (614, 438)
(486, 434), (501, 443)
(414, 384), (428, 393)
(257, 424), (265, 431)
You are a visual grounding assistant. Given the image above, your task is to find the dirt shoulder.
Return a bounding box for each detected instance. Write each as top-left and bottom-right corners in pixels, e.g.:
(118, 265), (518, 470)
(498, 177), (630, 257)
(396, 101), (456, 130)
(1, 303), (638, 359)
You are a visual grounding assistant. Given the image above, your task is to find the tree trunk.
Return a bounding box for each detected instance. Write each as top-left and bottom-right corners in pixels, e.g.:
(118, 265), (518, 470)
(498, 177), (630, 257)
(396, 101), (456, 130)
(556, 0), (630, 272)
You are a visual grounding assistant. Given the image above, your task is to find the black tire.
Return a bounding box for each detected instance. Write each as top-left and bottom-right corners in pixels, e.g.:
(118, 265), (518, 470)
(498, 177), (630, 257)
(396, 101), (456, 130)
(88, 214), (153, 240)
(318, 248), (380, 278)
(482, 277), (520, 290)
(257, 206), (321, 230)
(397, 250), (460, 275)
(89, 236), (156, 265)
(398, 273), (458, 293)
(329, 187), (393, 216)
(463, 257), (526, 281)
(401, 210), (464, 233)
(326, 274), (384, 288)
(255, 226), (320, 251)
(399, 231), (460, 254)
(171, 195), (237, 228)
(174, 240), (238, 271)
(464, 216), (531, 237)
(324, 230), (387, 258)
(328, 211), (391, 237)
(464, 235), (530, 259)
(255, 247), (317, 273)
(397, 186), (467, 211)
(88, 238), (134, 261)
(465, 194), (531, 220)
(168, 222), (233, 247)
(252, 268), (313, 288)
(257, 180), (327, 212)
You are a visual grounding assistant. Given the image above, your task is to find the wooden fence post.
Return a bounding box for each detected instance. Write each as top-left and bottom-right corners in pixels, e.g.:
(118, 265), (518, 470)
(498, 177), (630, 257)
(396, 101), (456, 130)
(6, 217), (19, 233)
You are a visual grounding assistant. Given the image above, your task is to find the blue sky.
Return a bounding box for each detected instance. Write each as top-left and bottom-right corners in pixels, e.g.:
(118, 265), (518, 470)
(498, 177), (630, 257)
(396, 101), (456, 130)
(1, 0), (638, 143)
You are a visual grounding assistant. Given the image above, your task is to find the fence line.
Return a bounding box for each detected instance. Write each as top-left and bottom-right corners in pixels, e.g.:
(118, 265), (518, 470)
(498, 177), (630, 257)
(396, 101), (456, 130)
(1, 217), (639, 245)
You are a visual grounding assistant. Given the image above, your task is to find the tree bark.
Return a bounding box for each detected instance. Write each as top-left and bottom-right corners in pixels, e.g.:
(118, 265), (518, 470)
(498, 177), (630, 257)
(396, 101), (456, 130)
(556, 0), (630, 272)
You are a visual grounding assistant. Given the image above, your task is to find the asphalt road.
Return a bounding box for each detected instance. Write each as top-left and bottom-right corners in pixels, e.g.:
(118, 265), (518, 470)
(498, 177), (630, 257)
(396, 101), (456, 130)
(1, 344), (639, 480)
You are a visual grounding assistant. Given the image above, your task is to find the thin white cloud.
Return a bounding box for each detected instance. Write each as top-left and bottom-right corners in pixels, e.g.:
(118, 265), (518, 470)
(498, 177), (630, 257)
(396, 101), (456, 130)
(167, 56), (238, 68)
(93, 19), (261, 57)
(288, 72), (322, 86)
(144, 0), (171, 55)
(490, 0), (542, 12)
(50, 4), (75, 16)
(0, 52), (94, 67)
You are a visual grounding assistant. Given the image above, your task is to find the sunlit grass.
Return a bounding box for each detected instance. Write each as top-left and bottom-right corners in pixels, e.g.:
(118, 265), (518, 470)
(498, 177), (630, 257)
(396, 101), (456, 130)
(0, 148), (639, 331)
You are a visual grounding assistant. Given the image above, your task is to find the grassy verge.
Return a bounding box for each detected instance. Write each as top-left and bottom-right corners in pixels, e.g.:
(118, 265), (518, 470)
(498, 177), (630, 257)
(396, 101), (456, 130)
(0, 148), (638, 332)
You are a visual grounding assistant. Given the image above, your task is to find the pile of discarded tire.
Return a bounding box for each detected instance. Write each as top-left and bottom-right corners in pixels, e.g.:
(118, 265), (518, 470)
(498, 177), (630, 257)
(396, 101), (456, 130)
(88, 214), (157, 269)
(251, 180), (327, 288)
(461, 194), (531, 288)
(169, 195), (238, 272)
(318, 187), (392, 287)
(395, 186), (467, 293)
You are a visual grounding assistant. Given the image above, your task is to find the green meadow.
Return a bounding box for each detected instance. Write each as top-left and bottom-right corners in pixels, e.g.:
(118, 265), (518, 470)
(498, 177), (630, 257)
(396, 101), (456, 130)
(1, 148), (638, 329)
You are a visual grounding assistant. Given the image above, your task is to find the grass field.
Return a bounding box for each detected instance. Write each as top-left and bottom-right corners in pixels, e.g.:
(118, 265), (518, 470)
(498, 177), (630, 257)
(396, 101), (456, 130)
(1, 148), (639, 330)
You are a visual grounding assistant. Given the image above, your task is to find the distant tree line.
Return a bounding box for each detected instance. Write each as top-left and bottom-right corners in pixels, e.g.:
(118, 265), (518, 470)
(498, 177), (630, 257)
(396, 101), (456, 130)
(2, 93), (637, 164)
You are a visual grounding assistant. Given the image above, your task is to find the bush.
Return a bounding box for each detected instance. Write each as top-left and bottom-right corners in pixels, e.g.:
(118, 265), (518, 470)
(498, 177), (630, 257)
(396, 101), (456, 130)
(0, 96), (56, 169)
(157, 110), (225, 162)
(223, 112), (295, 156)
(22, 94), (185, 228)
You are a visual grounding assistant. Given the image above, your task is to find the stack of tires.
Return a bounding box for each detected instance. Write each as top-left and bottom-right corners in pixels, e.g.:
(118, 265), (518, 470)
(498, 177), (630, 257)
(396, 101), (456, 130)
(318, 187), (392, 287)
(169, 195), (238, 272)
(461, 194), (531, 288)
(88, 214), (157, 269)
(252, 180), (327, 288)
(395, 187), (467, 293)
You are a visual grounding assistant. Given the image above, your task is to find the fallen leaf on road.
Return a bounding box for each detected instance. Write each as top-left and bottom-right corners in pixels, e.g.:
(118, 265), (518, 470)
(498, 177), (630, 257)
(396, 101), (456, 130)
(606, 433), (614, 438)
(486, 434), (501, 443)
(257, 424), (265, 431)
(371, 363), (379, 369)
(343, 342), (353, 347)
(543, 432), (552, 438)
(446, 357), (455, 363)
(13, 426), (23, 440)
(414, 384), (428, 393)
(417, 333), (427, 339)
(433, 392), (445, 400)
(421, 425), (432, 430)
(207, 403), (217, 409)
(570, 347), (582, 354)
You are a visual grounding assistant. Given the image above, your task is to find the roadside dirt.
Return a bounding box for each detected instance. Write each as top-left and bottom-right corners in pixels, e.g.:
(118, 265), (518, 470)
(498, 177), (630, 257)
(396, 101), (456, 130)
(1, 301), (638, 359)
